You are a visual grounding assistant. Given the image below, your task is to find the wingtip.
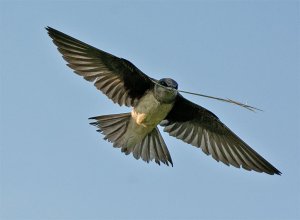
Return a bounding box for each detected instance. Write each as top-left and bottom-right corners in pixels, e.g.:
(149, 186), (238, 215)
(45, 26), (56, 37)
(45, 26), (63, 36)
(45, 26), (53, 32)
(267, 168), (281, 176)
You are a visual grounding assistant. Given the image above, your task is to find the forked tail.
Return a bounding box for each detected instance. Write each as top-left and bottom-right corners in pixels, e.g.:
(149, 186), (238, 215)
(89, 113), (173, 166)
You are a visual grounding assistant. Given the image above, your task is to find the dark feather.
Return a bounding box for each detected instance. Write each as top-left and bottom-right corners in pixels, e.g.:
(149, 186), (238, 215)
(162, 94), (281, 175)
(46, 26), (154, 107)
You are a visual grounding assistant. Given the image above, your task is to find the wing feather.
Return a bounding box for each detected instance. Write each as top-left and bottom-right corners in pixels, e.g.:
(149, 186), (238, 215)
(46, 27), (154, 107)
(161, 94), (281, 175)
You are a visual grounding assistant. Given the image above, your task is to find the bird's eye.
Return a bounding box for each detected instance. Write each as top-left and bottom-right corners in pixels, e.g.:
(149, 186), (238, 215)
(160, 81), (167, 86)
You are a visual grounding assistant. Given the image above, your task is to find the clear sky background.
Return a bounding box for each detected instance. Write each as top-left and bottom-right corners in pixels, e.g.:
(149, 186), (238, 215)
(0, 1), (299, 220)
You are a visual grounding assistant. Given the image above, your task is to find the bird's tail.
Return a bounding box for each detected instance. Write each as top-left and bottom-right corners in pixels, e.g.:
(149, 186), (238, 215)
(89, 113), (173, 166)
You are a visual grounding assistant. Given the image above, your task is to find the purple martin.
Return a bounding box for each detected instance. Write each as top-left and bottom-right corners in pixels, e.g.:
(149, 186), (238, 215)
(46, 27), (281, 175)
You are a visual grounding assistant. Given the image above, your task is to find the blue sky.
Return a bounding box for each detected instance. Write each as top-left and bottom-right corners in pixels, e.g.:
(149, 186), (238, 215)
(1, 0), (299, 219)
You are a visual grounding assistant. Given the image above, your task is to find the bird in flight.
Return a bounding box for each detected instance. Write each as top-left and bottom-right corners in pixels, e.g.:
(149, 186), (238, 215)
(46, 27), (281, 175)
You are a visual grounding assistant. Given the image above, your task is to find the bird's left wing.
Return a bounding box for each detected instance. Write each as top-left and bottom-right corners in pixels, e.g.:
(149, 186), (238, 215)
(161, 94), (281, 175)
(46, 27), (154, 107)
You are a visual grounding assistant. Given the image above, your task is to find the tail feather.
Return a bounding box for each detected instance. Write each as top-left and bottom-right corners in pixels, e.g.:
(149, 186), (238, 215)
(120, 127), (173, 166)
(89, 113), (173, 166)
(89, 113), (129, 146)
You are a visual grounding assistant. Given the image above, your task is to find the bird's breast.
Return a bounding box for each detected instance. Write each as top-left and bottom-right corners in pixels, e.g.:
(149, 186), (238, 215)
(124, 91), (174, 147)
(131, 91), (174, 129)
(123, 91), (174, 148)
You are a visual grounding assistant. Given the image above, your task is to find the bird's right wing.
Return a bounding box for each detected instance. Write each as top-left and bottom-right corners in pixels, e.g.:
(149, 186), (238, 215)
(46, 27), (154, 107)
(161, 94), (281, 175)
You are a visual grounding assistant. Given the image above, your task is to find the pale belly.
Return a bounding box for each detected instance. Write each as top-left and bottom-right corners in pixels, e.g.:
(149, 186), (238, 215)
(123, 91), (174, 147)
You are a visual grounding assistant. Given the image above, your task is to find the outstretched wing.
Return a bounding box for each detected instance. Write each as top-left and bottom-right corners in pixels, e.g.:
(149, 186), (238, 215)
(161, 94), (281, 175)
(46, 27), (154, 107)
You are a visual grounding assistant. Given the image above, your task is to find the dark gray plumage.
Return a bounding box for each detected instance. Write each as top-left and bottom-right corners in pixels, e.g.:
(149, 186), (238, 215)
(46, 27), (281, 175)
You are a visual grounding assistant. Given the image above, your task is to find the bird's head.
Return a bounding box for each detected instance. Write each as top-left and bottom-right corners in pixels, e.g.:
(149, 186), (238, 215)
(154, 78), (178, 103)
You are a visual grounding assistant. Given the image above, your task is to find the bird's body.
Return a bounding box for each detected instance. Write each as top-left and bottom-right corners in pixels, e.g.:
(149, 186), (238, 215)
(130, 90), (174, 137)
(46, 27), (281, 175)
(91, 81), (178, 164)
